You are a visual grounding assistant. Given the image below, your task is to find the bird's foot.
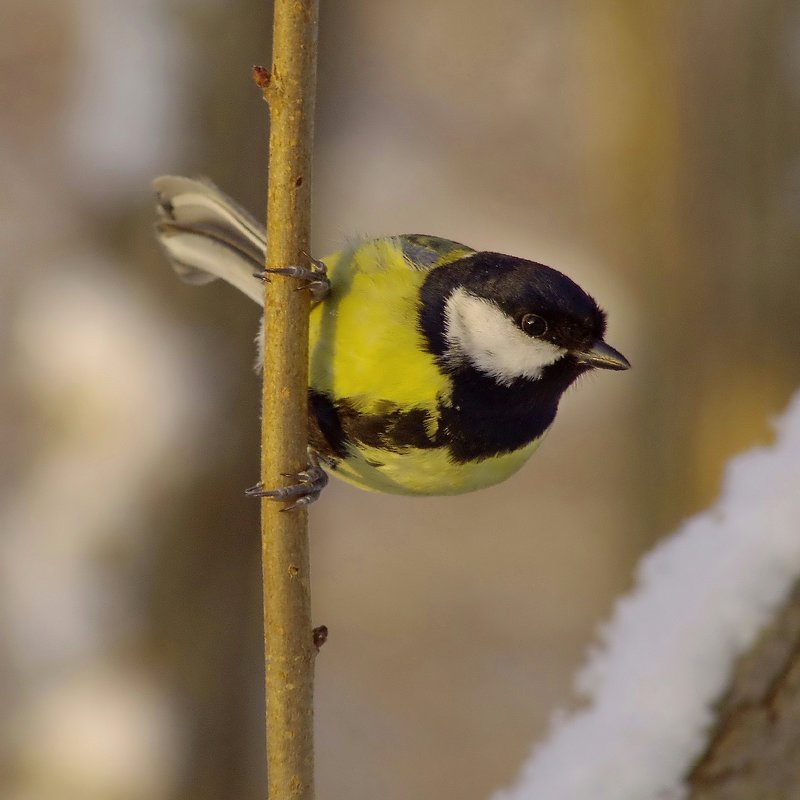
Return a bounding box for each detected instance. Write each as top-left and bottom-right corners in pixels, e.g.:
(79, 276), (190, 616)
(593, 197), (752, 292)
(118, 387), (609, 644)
(245, 454), (329, 510)
(254, 253), (329, 302)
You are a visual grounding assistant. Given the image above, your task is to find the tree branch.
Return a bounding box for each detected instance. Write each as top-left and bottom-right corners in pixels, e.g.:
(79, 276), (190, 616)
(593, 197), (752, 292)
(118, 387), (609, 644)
(687, 579), (800, 799)
(258, 2), (319, 798)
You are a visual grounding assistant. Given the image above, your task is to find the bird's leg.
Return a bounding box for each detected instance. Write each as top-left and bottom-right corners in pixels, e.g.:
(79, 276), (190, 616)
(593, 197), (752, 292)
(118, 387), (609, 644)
(254, 252), (330, 303)
(245, 450), (329, 511)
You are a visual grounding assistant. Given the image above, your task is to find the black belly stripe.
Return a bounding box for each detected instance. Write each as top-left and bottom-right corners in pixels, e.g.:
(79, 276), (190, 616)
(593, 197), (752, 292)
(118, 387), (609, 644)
(308, 390), (438, 460)
(438, 359), (586, 463)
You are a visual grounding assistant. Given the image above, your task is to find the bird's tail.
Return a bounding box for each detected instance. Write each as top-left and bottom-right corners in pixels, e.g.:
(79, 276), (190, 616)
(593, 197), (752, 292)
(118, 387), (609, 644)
(153, 176), (266, 307)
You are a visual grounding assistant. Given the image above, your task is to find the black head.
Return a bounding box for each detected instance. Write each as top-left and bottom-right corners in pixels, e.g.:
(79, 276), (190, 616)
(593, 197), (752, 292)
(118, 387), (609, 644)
(419, 251), (629, 386)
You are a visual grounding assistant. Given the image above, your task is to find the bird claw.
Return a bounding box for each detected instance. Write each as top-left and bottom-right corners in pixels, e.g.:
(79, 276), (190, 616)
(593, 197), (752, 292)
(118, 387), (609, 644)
(254, 254), (330, 302)
(245, 456), (329, 510)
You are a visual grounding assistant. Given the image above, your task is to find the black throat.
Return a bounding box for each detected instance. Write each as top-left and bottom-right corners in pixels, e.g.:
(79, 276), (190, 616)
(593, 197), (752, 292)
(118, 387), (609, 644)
(438, 358), (586, 462)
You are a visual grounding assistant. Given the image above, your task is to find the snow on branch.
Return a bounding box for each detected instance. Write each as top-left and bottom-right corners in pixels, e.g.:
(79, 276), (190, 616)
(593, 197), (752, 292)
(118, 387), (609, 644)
(495, 389), (800, 800)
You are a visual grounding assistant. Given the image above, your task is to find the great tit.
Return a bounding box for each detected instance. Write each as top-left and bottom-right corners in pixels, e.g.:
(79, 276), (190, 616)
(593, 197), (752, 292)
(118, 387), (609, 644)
(154, 176), (629, 498)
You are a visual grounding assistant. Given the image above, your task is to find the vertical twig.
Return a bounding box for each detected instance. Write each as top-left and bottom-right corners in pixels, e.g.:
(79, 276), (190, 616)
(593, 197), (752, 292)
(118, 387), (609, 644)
(257, 2), (319, 798)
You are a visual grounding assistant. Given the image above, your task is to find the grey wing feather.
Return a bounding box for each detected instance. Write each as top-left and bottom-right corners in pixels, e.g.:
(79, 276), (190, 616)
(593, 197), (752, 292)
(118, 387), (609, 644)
(153, 175), (266, 307)
(398, 234), (475, 271)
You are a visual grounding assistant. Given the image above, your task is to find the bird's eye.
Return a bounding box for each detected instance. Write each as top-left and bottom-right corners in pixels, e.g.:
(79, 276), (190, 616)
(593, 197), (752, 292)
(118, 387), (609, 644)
(520, 313), (547, 337)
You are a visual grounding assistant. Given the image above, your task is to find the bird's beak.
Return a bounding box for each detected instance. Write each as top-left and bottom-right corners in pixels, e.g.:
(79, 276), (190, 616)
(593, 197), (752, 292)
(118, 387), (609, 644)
(573, 340), (630, 371)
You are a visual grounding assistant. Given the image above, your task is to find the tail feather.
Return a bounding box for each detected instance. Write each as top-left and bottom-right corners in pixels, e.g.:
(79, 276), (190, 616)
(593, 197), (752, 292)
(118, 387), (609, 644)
(153, 176), (266, 307)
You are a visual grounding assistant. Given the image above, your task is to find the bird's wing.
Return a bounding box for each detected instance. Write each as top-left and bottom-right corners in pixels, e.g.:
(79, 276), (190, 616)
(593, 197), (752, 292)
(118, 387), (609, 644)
(153, 175), (266, 306)
(397, 234), (475, 271)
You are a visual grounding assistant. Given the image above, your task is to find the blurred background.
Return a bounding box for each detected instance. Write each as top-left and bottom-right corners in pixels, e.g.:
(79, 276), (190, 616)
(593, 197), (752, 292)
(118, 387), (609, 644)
(1, 1), (798, 799)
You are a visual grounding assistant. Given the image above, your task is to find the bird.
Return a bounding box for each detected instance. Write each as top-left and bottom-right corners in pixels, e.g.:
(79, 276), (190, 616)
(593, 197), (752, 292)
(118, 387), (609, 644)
(153, 175), (629, 504)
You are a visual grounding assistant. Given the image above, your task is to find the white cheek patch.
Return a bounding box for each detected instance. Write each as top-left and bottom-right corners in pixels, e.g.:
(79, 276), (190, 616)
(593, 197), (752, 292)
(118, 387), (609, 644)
(443, 288), (566, 385)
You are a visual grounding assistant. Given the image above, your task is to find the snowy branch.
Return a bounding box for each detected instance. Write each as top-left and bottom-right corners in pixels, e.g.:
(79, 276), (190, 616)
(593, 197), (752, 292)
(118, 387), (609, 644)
(495, 389), (800, 800)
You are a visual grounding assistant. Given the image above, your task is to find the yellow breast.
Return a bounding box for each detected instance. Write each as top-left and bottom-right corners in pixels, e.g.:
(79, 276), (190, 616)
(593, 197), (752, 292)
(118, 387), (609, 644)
(330, 437), (544, 495)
